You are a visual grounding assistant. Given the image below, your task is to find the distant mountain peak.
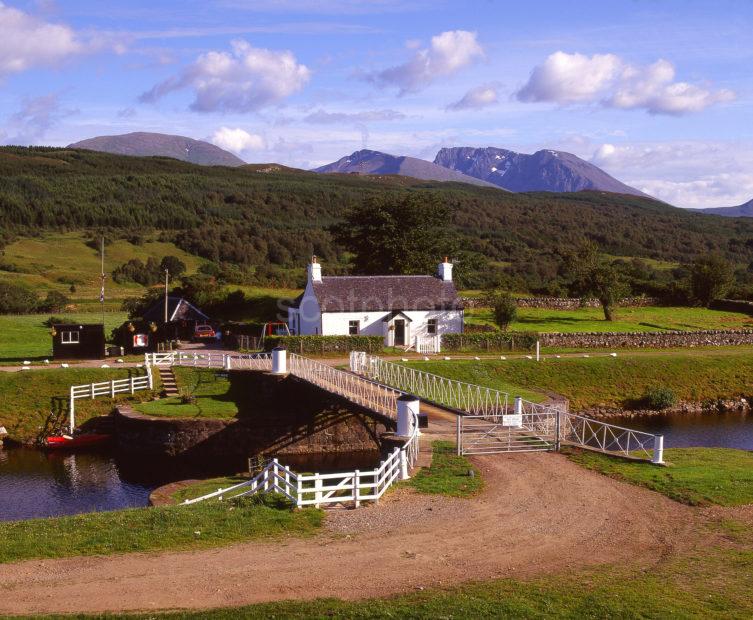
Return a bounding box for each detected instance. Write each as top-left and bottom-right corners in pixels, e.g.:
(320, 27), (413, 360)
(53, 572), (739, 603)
(434, 146), (648, 197)
(700, 197), (753, 217)
(68, 132), (245, 167)
(313, 149), (499, 188)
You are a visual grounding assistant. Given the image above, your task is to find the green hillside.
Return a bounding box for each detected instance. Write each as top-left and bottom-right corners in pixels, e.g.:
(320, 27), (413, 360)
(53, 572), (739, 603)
(2, 146), (753, 293)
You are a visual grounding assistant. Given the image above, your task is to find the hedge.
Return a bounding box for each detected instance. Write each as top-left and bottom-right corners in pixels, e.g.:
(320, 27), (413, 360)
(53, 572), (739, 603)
(264, 335), (384, 354)
(441, 331), (538, 352)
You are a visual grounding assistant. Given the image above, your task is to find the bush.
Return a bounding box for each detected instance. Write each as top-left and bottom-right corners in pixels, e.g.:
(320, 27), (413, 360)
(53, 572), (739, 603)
(441, 331), (538, 352)
(39, 290), (70, 313)
(264, 335), (384, 354)
(0, 281), (38, 314)
(491, 291), (517, 331)
(643, 387), (676, 410)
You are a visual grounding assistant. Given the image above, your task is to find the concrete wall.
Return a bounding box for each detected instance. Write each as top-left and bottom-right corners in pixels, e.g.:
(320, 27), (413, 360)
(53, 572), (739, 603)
(114, 371), (391, 467)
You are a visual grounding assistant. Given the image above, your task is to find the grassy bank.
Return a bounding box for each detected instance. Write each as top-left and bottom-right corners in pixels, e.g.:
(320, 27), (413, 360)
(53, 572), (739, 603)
(567, 447), (753, 506)
(135, 368), (239, 418)
(465, 305), (753, 333)
(408, 441), (482, 498)
(0, 495), (322, 564)
(0, 367), (154, 442)
(0, 311), (128, 364)
(405, 350), (753, 409)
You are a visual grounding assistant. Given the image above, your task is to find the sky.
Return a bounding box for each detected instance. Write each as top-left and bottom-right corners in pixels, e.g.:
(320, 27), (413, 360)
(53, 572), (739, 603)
(0, 0), (751, 209)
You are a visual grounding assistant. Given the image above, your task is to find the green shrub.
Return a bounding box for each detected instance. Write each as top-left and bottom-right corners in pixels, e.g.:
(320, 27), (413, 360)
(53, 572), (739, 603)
(491, 291), (518, 331)
(643, 387), (676, 410)
(441, 331), (538, 352)
(264, 335), (384, 354)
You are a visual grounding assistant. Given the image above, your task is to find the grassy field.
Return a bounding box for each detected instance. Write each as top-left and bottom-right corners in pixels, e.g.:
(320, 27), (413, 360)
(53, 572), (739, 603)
(408, 441), (482, 498)
(567, 447), (753, 506)
(0, 494), (322, 564)
(465, 305), (753, 333)
(135, 368), (239, 418)
(405, 350), (753, 409)
(0, 232), (205, 301)
(0, 367), (154, 442)
(0, 311), (128, 363)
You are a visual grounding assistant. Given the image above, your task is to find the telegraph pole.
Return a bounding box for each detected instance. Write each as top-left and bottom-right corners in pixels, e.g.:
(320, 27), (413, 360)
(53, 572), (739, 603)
(164, 268), (169, 324)
(100, 237), (106, 327)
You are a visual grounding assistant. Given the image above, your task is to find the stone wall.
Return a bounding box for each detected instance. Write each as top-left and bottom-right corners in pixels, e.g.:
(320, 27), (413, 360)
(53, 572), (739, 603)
(114, 370), (391, 466)
(538, 329), (753, 349)
(460, 296), (659, 309)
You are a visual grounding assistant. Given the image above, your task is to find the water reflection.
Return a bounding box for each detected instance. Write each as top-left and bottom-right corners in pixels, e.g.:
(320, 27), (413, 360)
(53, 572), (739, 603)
(611, 411), (753, 451)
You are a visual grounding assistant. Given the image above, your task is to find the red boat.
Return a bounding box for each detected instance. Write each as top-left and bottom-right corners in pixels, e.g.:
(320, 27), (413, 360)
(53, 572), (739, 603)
(45, 434), (112, 449)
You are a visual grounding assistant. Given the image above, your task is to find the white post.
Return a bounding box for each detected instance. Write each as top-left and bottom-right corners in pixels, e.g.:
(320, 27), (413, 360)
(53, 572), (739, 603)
(224, 354), (232, 371)
(263, 466), (270, 492)
(130, 376), (135, 394)
(514, 396), (523, 416)
(314, 475), (322, 508)
(272, 458), (279, 492)
(456, 415), (462, 455)
(652, 435), (665, 465)
(110, 379), (115, 398)
(399, 448), (409, 480)
(536, 340), (540, 362)
(354, 470), (360, 508)
(436, 334), (441, 354)
(297, 477), (303, 508)
(147, 366), (153, 390)
(69, 386), (75, 433)
(272, 348), (287, 375)
(396, 395), (419, 437)
(349, 351), (356, 372)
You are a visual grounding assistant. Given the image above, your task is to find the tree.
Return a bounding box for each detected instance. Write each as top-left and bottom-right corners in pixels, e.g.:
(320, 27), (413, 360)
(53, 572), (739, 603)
(121, 288), (162, 319)
(160, 255), (186, 279)
(0, 282), (38, 314)
(490, 291), (517, 331)
(564, 241), (627, 321)
(689, 254), (733, 307)
(39, 290), (70, 313)
(331, 194), (459, 275)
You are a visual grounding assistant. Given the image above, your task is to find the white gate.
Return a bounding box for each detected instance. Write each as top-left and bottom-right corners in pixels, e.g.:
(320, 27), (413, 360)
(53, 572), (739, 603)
(456, 398), (558, 455)
(415, 335), (440, 354)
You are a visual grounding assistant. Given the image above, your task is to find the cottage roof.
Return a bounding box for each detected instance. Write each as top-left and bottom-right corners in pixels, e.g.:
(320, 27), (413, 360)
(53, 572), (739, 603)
(142, 296), (209, 323)
(298, 275), (461, 313)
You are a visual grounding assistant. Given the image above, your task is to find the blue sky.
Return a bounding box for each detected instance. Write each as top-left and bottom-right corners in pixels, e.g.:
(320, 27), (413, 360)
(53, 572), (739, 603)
(1, 0), (751, 208)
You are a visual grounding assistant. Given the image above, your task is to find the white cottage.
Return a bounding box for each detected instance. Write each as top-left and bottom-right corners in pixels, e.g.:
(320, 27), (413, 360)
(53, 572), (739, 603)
(288, 257), (464, 349)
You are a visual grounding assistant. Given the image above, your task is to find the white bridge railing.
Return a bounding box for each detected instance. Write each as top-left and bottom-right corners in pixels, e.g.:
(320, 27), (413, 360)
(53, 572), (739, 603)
(183, 410), (420, 509)
(350, 352), (664, 464)
(145, 351), (272, 371)
(68, 367), (153, 433)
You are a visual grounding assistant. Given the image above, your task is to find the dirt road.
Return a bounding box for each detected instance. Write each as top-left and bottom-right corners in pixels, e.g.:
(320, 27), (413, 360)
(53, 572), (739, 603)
(0, 452), (694, 616)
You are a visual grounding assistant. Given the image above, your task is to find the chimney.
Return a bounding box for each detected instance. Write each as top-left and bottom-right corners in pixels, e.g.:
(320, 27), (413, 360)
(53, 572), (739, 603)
(438, 256), (453, 282)
(308, 255), (322, 282)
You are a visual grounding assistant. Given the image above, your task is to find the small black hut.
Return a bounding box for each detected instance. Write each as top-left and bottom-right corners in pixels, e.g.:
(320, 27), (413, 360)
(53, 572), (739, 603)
(52, 324), (106, 360)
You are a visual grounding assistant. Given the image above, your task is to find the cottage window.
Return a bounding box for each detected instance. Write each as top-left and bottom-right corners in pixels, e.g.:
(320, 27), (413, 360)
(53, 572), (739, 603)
(427, 319), (438, 335)
(348, 320), (360, 335)
(61, 331), (80, 344)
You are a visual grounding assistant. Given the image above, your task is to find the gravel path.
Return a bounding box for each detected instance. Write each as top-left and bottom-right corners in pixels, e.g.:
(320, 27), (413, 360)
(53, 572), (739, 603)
(0, 451), (696, 616)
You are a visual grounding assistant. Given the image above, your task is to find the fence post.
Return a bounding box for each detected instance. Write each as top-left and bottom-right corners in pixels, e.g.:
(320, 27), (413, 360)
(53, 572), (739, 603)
(297, 477), (303, 508)
(399, 448), (409, 480)
(314, 475), (322, 509)
(130, 376), (135, 395)
(652, 435), (665, 465)
(110, 379), (115, 398)
(272, 348), (287, 374)
(456, 415), (462, 455)
(147, 365), (153, 390)
(90, 382), (95, 399)
(554, 409), (561, 452)
(224, 354), (232, 371)
(263, 465), (269, 492)
(69, 386), (75, 433)
(536, 340), (540, 362)
(354, 469), (360, 508)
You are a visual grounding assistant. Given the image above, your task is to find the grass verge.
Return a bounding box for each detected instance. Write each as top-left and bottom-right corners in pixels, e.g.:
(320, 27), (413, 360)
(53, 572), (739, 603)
(408, 441), (482, 498)
(566, 447), (753, 506)
(406, 350), (753, 409)
(172, 476), (250, 503)
(0, 495), (322, 564)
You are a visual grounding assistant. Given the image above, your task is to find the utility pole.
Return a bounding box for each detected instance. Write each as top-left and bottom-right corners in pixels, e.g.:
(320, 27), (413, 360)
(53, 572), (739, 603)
(164, 268), (169, 324)
(100, 237), (106, 327)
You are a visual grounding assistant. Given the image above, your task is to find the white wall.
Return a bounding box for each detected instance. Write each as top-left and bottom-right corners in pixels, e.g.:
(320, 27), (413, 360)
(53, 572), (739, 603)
(320, 309), (463, 344)
(288, 279), (322, 335)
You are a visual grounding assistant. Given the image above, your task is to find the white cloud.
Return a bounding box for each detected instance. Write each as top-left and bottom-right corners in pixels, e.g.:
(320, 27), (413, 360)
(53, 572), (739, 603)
(211, 127), (266, 153)
(303, 109), (406, 123)
(591, 141), (753, 208)
(369, 30), (484, 94)
(517, 51), (735, 115)
(3, 93), (76, 144)
(141, 39), (310, 113)
(447, 83), (499, 111)
(0, 2), (86, 76)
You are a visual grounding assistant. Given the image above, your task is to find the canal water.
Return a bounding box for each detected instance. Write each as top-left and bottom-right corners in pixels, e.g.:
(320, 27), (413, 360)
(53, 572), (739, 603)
(612, 411), (753, 451)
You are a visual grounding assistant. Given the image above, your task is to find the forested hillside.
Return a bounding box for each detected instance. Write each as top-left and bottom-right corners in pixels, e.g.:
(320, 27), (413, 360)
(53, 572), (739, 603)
(1, 146), (752, 293)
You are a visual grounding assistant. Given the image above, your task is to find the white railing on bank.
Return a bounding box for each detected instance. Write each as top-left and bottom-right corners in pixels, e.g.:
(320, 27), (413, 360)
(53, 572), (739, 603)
(183, 410), (420, 509)
(350, 352), (664, 464)
(68, 367), (153, 433)
(145, 351), (272, 371)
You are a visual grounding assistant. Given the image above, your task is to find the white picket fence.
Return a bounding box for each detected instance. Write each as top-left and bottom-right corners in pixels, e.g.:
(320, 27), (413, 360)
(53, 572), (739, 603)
(415, 335), (441, 354)
(68, 367), (153, 433)
(183, 409), (420, 509)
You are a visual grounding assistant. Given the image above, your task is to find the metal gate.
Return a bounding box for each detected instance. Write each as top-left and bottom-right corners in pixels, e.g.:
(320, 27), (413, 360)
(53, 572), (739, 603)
(456, 405), (559, 455)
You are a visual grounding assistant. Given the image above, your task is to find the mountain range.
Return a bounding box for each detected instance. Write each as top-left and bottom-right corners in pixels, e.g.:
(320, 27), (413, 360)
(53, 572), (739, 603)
(313, 149), (498, 188)
(315, 147), (647, 197)
(700, 198), (753, 217)
(68, 132), (245, 167)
